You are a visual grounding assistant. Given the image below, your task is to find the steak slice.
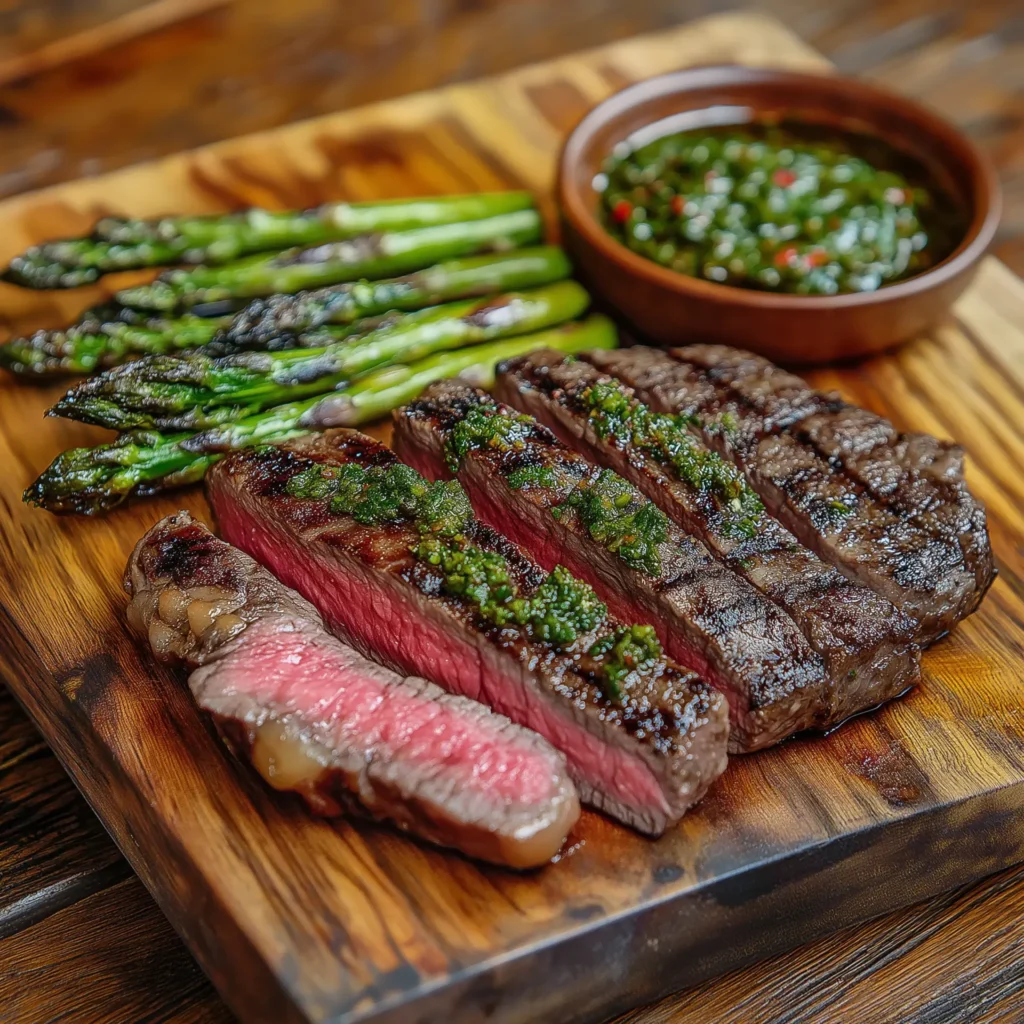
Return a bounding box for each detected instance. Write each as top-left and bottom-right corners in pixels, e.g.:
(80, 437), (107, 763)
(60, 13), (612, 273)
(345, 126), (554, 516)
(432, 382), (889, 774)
(125, 511), (580, 868)
(671, 344), (993, 602)
(393, 379), (830, 753)
(495, 350), (920, 724)
(206, 432), (729, 835)
(588, 346), (976, 638)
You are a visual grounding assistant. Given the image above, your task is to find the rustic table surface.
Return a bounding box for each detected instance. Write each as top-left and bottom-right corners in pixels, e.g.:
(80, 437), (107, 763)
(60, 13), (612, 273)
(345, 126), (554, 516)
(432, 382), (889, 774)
(1, 3), (1023, 1023)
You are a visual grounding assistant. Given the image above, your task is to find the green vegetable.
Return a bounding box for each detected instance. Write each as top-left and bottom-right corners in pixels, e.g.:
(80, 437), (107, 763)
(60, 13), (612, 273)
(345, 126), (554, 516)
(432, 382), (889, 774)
(115, 210), (544, 311)
(0, 312), (235, 378)
(222, 246), (573, 350)
(290, 316), (616, 428)
(51, 281), (591, 431)
(26, 315), (617, 515)
(3, 192), (537, 289)
(21, 429), (226, 516)
(0, 247), (575, 379)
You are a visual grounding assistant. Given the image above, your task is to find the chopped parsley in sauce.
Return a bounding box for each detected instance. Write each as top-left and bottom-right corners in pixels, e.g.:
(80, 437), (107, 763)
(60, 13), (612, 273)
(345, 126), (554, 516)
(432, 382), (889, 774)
(597, 122), (962, 295)
(575, 379), (765, 539)
(282, 455), (660, 700)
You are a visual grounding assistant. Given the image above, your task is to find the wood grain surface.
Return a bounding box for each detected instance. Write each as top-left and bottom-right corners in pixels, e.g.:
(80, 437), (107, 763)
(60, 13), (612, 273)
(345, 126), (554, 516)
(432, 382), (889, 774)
(1, 12), (1023, 1024)
(2, 694), (1022, 1024)
(0, 688), (130, 940)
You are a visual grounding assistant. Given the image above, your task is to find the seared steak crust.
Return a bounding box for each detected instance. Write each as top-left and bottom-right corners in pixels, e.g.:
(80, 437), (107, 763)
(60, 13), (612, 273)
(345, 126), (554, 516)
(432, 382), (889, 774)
(673, 344), (993, 599)
(125, 512), (580, 868)
(206, 433), (729, 835)
(496, 350), (920, 725)
(588, 346), (980, 638)
(394, 380), (830, 753)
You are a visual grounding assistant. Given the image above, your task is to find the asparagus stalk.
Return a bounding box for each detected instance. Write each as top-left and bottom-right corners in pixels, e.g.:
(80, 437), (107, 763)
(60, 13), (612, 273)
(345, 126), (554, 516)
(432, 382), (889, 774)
(0, 247), (571, 378)
(289, 315), (617, 429)
(50, 281), (591, 431)
(221, 245), (572, 350)
(0, 312), (234, 377)
(21, 430), (225, 516)
(3, 192), (536, 289)
(25, 315), (616, 515)
(115, 210), (544, 312)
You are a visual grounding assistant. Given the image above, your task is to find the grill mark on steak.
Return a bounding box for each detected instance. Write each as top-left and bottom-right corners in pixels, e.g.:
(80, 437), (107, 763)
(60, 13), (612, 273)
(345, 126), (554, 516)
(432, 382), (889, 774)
(589, 346), (976, 638)
(393, 379), (831, 753)
(125, 511), (580, 869)
(671, 344), (993, 601)
(495, 350), (920, 727)
(206, 432), (730, 835)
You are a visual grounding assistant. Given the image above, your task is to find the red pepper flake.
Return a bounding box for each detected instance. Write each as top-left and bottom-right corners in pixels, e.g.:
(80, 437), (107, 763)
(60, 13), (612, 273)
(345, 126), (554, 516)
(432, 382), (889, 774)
(774, 246), (798, 269)
(807, 247), (830, 267)
(772, 169), (797, 187)
(670, 195), (685, 216)
(612, 199), (633, 223)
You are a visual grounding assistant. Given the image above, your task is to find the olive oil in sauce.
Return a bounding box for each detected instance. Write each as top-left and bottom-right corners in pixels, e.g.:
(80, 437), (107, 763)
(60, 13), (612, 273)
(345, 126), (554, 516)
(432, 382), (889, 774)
(596, 121), (964, 295)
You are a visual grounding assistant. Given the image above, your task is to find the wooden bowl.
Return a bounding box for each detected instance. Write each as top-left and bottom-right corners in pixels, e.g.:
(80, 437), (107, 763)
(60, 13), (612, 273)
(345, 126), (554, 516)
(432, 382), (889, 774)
(557, 65), (1002, 364)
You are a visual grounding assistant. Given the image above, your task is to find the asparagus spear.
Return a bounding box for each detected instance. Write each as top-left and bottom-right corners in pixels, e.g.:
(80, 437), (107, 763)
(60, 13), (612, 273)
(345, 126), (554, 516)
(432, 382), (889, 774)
(25, 315), (616, 515)
(50, 281), (591, 431)
(0, 247), (571, 378)
(0, 312), (234, 377)
(290, 315), (616, 428)
(115, 210), (544, 312)
(3, 192), (537, 289)
(221, 245), (572, 350)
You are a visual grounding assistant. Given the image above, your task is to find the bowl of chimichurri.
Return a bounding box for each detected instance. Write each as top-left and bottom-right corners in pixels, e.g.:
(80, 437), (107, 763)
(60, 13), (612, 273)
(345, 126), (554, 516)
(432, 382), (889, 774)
(557, 66), (1000, 363)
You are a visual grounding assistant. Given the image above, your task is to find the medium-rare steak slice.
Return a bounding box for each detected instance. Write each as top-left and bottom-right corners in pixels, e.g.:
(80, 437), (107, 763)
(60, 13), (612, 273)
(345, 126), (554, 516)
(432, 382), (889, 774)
(495, 350), (920, 724)
(206, 433), (729, 835)
(670, 344), (993, 602)
(393, 379), (830, 753)
(125, 511), (580, 868)
(587, 346), (976, 638)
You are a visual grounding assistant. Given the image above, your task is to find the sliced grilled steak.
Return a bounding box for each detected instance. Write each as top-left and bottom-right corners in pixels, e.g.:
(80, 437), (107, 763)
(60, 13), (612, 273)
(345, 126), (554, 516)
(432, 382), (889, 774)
(671, 344), (993, 599)
(393, 379), (830, 753)
(496, 350), (920, 724)
(206, 432), (729, 835)
(587, 346), (976, 638)
(125, 511), (580, 868)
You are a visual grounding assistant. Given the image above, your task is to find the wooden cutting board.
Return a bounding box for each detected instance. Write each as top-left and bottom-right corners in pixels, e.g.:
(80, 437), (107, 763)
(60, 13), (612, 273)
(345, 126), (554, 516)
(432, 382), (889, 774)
(1, 12), (1022, 1024)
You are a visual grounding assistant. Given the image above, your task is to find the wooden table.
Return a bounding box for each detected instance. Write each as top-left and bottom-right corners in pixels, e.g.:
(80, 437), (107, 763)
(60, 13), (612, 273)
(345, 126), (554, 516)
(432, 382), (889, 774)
(1, 4), (1024, 1022)
(3, 681), (1023, 1022)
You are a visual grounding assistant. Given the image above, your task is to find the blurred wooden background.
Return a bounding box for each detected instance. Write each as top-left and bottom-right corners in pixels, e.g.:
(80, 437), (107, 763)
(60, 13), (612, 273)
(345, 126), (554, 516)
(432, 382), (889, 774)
(1, 4), (1023, 1023)
(0, 0), (1021, 274)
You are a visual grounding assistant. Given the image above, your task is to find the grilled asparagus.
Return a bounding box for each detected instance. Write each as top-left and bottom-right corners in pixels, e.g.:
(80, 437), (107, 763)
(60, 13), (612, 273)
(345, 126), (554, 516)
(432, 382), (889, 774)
(0, 247), (572, 377)
(3, 192), (536, 289)
(50, 282), (591, 430)
(25, 316), (617, 514)
(114, 210), (543, 311)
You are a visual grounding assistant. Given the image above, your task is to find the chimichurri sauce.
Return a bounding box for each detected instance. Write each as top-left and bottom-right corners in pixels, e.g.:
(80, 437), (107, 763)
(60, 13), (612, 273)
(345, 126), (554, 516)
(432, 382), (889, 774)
(596, 122), (963, 295)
